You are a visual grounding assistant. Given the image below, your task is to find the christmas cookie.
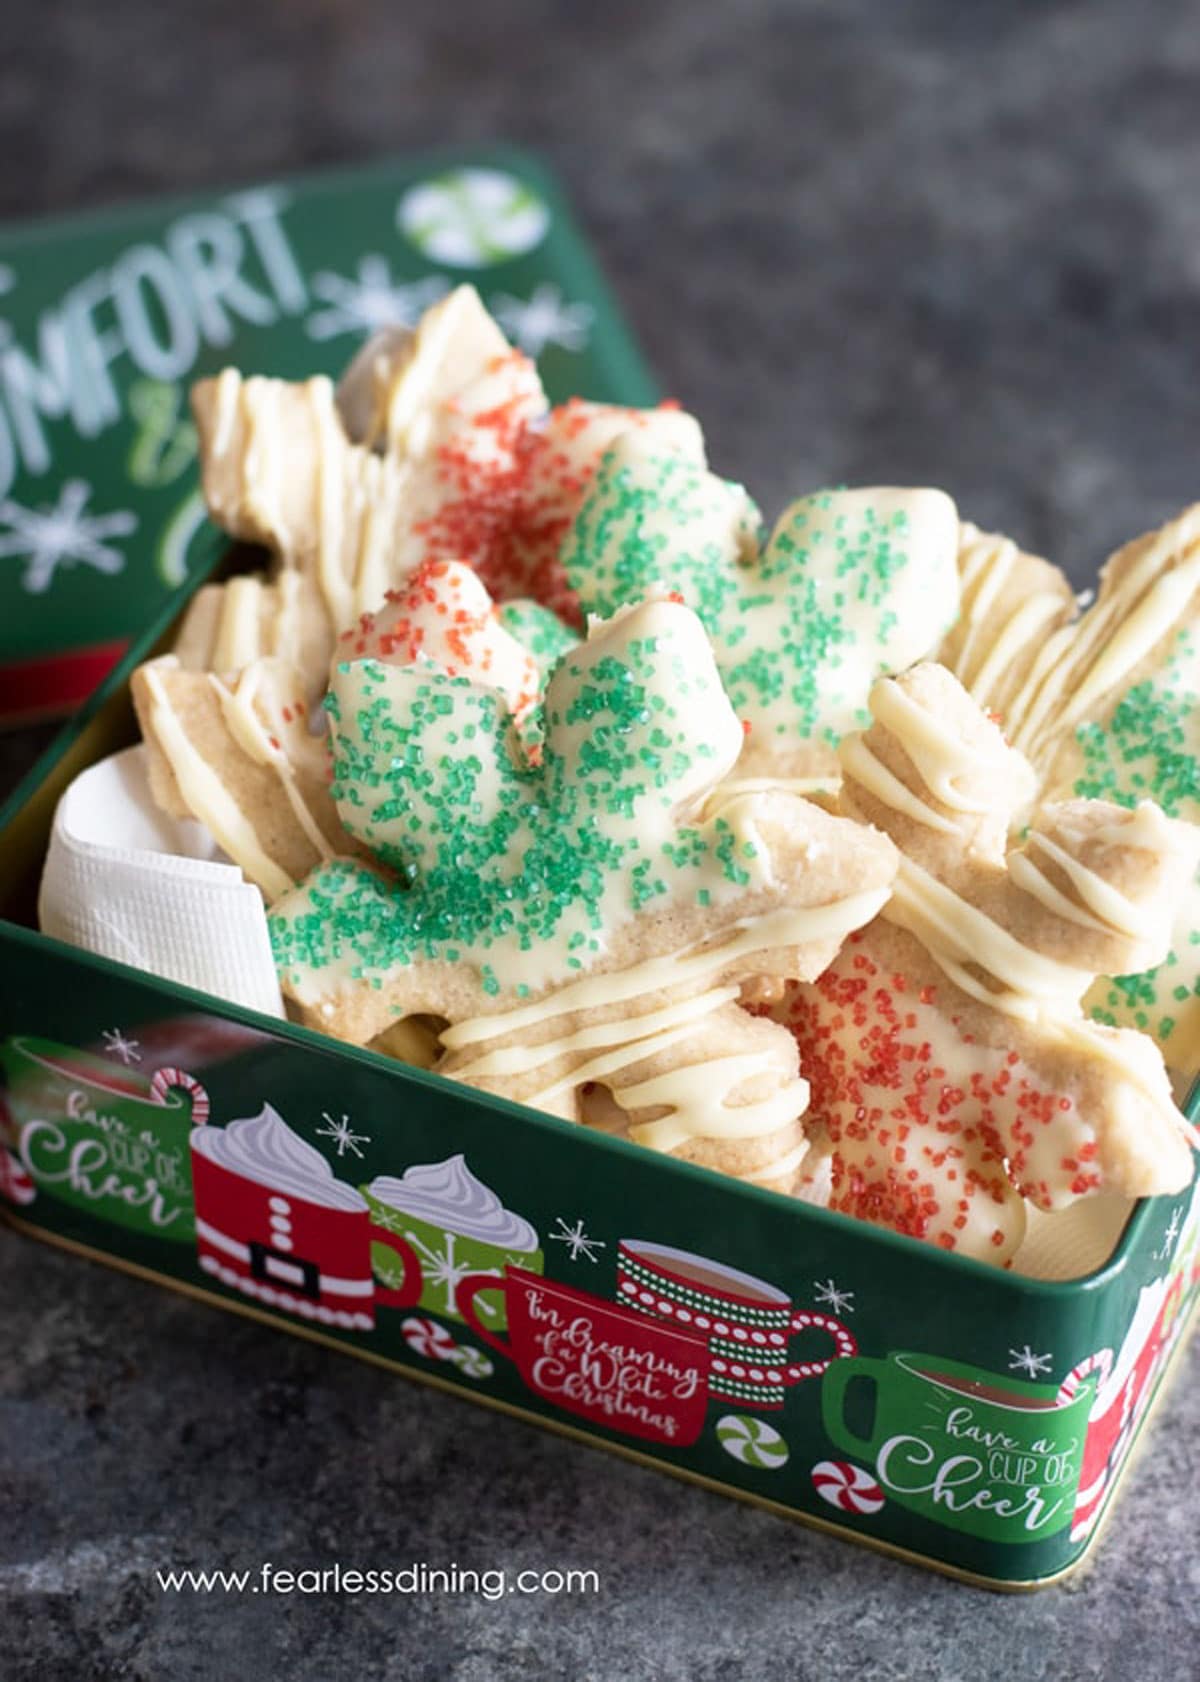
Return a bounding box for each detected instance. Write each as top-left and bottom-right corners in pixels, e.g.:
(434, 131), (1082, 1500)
(172, 569), (335, 704)
(187, 288), (701, 673)
(559, 430), (961, 778)
(936, 521), (1077, 724)
(999, 505), (1200, 1074)
(337, 557), (558, 745)
(510, 397), (704, 618)
(131, 654), (351, 902)
(770, 662), (1199, 1263)
(268, 595), (898, 1191)
(135, 561), (575, 900)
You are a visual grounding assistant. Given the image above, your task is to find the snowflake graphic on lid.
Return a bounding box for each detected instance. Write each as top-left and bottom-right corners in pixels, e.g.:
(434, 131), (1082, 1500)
(0, 480), (137, 595)
(306, 258), (449, 342)
(1155, 1205), (1183, 1261)
(812, 1278), (855, 1316)
(490, 284), (594, 357)
(548, 1215), (606, 1264)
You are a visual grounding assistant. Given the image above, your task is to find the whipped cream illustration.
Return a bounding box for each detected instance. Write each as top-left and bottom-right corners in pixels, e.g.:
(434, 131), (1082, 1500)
(192, 1103), (366, 1211)
(368, 1155), (537, 1250)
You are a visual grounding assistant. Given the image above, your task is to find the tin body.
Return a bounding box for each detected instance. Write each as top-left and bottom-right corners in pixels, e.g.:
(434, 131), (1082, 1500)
(1, 873), (1196, 1587)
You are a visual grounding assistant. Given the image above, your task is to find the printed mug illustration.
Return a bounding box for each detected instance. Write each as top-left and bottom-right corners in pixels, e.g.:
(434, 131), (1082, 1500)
(0, 1035), (203, 1237)
(1069, 1198), (1200, 1540)
(458, 1266), (712, 1447)
(191, 1113), (538, 1342)
(362, 1155), (543, 1330)
(821, 1351), (1102, 1543)
(616, 1240), (857, 1409)
(190, 1104), (422, 1332)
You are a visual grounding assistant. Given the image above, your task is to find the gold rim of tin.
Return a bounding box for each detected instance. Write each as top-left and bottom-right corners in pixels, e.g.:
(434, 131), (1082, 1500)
(6, 1207), (1193, 1594)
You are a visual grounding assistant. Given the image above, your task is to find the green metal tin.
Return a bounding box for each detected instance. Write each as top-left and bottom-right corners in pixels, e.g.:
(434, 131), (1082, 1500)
(1, 156), (1198, 1588)
(0, 148), (656, 721)
(1, 639), (1197, 1587)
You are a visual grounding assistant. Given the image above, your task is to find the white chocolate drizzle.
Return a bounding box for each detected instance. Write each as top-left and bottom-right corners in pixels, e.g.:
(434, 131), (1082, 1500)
(1008, 509), (1200, 765)
(884, 855), (1095, 1018)
(141, 664), (292, 900)
(209, 667), (333, 862)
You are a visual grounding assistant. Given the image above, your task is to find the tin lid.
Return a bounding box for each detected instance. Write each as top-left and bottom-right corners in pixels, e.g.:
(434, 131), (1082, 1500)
(0, 147), (659, 725)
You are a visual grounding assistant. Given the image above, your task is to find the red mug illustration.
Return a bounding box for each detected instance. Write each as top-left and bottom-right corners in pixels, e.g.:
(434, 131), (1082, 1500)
(616, 1239), (857, 1409)
(457, 1266), (712, 1446)
(191, 1103), (422, 1332)
(1068, 1269), (1189, 1541)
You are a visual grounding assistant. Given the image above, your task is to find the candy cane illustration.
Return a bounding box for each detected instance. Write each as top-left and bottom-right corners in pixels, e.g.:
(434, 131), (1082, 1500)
(1056, 1348), (1113, 1406)
(150, 1066), (210, 1126)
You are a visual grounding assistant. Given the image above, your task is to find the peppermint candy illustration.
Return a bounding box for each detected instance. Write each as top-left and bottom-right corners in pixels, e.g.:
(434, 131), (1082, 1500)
(401, 1316), (459, 1363)
(811, 1459), (885, 1515)
(397, 169), (550, 268)
(0, 1146), (35, 1207)
(400, 1316), (494, 1382)
(715, 1414), (789, 1470)
(451, 1345), (495, 1381)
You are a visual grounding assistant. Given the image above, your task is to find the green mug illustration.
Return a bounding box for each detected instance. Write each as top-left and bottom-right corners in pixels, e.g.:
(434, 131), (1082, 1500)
(821, 1350), (1098, 1543)
(0, 1035), (206, 1240)
(362, 1155), (543, 1329)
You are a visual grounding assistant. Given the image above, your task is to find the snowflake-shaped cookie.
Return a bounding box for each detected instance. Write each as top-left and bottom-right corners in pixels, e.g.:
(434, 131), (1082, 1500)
(269, 597), (898, 1187)
(139, 560), (577, 900)
(995, 506), (1200, 1070)
(560, 433), (961, 777)
(771, 662), (1198, 1264)
(189, 288), (700, 648)
(338, 557), (558, 742)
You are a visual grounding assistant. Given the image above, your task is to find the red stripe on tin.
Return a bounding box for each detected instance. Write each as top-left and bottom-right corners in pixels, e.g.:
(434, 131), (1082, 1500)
(0, 641), (130, 725)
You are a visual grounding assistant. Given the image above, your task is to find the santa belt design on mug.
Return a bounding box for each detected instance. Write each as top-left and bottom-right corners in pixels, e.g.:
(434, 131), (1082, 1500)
(195, 1214), (380, 1326)
(191, 1148), (424, 1333)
